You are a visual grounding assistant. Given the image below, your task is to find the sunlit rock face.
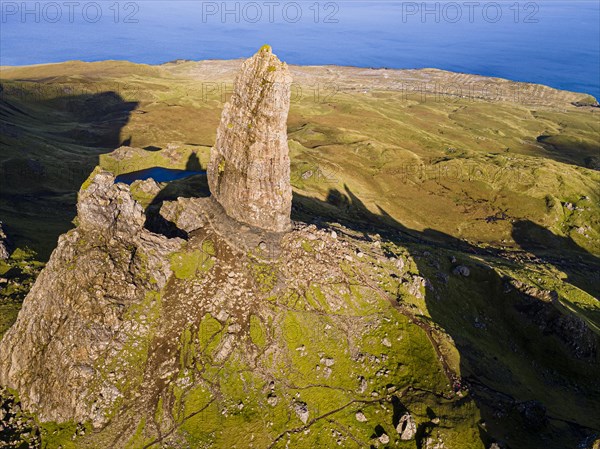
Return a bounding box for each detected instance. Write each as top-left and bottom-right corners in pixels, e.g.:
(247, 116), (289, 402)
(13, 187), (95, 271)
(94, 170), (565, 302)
(207, 46), (293, 233)
(0, 171), (182, 427)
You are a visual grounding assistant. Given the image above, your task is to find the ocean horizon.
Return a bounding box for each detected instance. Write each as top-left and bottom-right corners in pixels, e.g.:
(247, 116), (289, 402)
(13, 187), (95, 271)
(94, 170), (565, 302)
(1, 1), (599, 98)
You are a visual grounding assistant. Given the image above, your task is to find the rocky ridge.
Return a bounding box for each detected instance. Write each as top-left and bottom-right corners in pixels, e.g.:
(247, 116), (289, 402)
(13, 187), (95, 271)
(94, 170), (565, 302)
(0, 49), (463, 448)
(0, 166), (461, 447)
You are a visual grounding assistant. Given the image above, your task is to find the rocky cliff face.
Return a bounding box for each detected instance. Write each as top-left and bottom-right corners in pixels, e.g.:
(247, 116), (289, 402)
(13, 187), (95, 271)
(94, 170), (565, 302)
(207, 45), (293, 233)
(0, 165), (457, 448)
(0, 170), (182, 426)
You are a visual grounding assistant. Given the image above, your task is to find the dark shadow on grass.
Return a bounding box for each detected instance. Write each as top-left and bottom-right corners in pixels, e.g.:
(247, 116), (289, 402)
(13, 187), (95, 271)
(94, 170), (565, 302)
(0, 86), (138, 259)
(512, 219), (600, 299)
(292, 185), (600, 449)
(185, 152), (203, 171)
(535, 134), (600, 171)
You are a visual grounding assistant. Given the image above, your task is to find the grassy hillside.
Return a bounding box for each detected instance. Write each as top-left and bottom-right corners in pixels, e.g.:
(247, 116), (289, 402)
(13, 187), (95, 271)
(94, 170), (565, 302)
(2, 60), (598, 259)
(0, 60), (599, 448)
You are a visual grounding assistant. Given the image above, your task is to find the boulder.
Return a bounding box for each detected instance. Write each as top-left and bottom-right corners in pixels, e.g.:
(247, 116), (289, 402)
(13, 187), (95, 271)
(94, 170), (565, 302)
(453, 265), (470, 277)
(396, 412), (417, 440)
(293, 401), (309, 424)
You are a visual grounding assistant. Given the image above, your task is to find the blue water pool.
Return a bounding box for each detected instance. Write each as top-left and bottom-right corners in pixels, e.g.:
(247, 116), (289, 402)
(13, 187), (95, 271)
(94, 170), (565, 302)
(115, 167), (206, 185)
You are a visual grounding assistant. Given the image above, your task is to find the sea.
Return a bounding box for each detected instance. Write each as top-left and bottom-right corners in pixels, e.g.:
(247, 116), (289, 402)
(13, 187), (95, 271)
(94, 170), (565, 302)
(1, 1), (599, 98)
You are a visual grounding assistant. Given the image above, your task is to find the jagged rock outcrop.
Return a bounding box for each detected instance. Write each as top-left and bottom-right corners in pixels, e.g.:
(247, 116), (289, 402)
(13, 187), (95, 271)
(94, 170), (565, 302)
(0, 160), (458, 447)
(0, 221), (10, 260)
(0, 170), (182, 426)
(159, 195), (284, 258)
(207, 45), (293, 233)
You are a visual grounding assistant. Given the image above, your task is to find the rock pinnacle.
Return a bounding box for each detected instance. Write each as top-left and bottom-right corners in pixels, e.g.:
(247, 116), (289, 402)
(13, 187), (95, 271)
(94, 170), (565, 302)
(207, 45), (293, 233)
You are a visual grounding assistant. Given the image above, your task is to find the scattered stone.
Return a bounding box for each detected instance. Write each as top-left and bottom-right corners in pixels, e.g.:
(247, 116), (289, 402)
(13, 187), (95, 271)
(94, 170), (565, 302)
(395, 257), (405, 271)
(396, 412), (417, 440)
(358, 376), (368, 393)
(425, 436), (446, 449)
(228, 323), (242, 333)
(293, 401), (309, 424)
(320, 357), (335, 367)
(130, 178), (161, 197)
(378, 433), (390, 444)
(382, 338), (392, 348)
(355, 411), (367, 422)
(407, 276), (425, 299)
(453, 265), (470, 277)
(216, 310), (230, 322)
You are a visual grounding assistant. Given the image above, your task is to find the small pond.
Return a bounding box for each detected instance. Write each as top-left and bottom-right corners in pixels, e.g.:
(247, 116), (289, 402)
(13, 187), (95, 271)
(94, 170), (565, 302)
(115, 167), (206, 185)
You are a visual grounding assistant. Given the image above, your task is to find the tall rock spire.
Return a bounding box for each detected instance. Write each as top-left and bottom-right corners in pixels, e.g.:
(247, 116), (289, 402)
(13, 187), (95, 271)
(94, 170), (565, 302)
(207, 45), (293, 233)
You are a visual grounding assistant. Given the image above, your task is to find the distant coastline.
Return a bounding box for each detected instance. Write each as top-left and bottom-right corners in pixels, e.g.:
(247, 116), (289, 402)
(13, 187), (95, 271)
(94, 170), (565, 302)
(1, 59), (598, 104)
(1, 1), (598, 98)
